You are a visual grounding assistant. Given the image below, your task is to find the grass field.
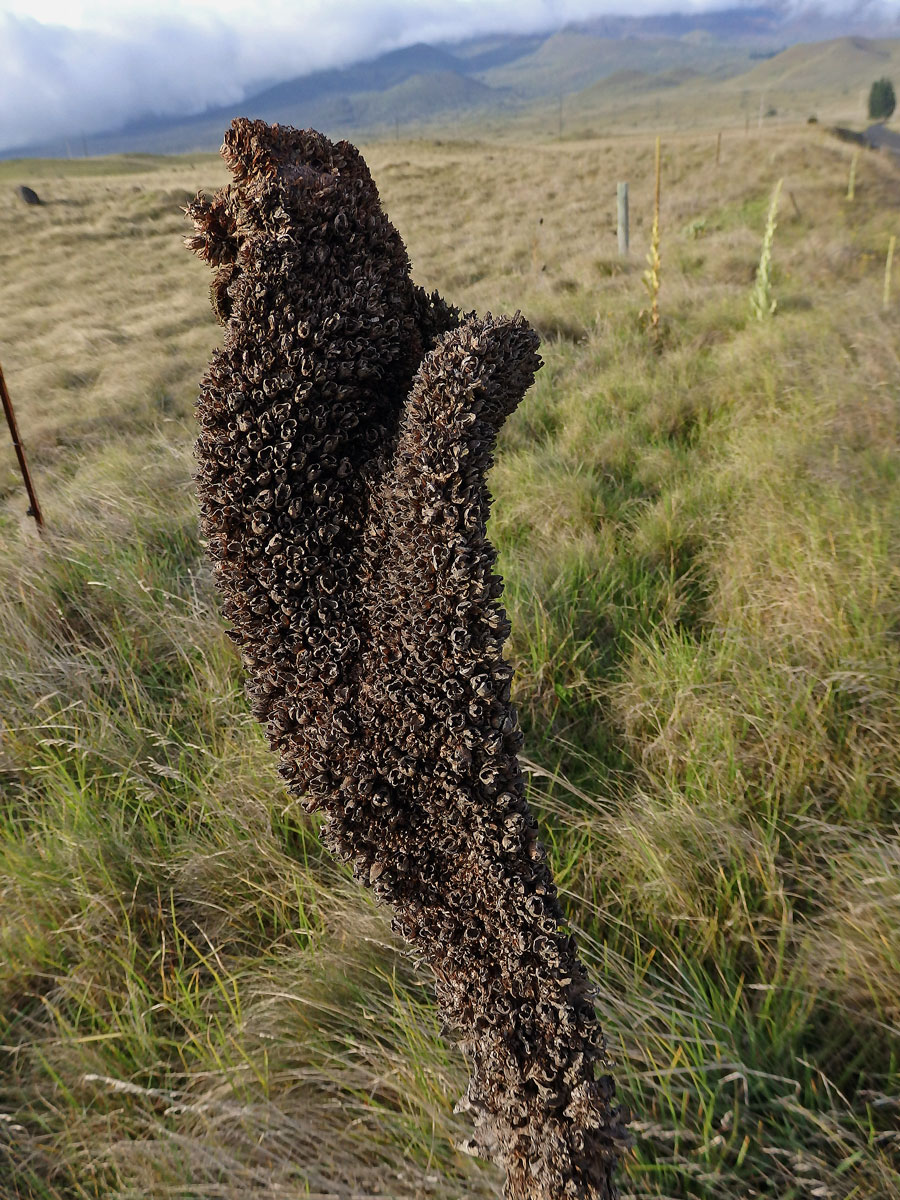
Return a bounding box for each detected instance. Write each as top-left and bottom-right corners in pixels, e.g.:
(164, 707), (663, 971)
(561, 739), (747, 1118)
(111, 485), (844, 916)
(1, 121), (899, 1198)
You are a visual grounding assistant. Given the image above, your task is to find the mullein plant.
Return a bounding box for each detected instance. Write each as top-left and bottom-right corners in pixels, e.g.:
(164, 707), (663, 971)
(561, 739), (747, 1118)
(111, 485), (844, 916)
(640, 137), (662, 344)
(750, 178), (783, 321)
(186, 119), (627, 1200)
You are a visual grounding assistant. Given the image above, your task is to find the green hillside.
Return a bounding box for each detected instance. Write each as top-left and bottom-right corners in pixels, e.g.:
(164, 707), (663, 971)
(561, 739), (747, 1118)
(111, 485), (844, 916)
(338, 70), (503, 126)
(699, 35), (900, 127)
(554, 34), (900, 135)
(477, 30), (754, 97)
(233, 70), (502, 138)
(734, 35), (900, 93)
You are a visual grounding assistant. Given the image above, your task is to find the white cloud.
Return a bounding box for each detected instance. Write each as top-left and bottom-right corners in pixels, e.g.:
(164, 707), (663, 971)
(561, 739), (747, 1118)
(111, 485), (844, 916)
(0, 0), (896, 152)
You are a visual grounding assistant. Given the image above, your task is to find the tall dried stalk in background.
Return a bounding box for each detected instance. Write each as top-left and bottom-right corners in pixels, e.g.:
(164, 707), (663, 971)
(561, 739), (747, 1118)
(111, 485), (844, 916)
(641, 137), (662, 343)
(186, 119), (627, 1200)
(750, 178), (783, 321)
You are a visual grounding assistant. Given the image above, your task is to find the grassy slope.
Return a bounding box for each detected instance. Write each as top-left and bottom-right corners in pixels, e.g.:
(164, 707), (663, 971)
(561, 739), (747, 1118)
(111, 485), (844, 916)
(734, 36), (900, 94)
(0, 125), (898, 1198)
(475, 32), (753, 98)
(558, 37), (900, 139)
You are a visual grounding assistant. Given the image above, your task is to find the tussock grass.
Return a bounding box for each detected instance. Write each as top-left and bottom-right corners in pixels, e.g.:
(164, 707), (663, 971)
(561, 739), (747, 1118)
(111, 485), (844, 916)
(1, 124), (898, 1197)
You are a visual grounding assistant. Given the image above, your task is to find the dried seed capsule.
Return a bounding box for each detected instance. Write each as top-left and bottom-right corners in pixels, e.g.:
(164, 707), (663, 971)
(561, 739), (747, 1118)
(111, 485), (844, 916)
(188, 117), (625, 1200)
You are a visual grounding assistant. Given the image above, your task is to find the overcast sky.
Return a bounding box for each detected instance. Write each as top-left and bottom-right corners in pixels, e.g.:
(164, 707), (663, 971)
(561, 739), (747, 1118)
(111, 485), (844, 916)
(0, 0), (895, 153)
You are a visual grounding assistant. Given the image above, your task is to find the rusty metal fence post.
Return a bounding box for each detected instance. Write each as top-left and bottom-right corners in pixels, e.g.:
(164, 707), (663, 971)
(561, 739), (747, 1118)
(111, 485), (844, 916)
(1, 362), (43, 529)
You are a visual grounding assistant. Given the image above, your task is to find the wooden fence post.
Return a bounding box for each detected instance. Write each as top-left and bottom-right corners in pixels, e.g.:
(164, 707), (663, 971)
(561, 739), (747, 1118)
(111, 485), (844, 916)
(617, 182), (629, 257)
(847, 149), (858, 202)
(0, 362), (43, 529)
(885, 235), (896, 310)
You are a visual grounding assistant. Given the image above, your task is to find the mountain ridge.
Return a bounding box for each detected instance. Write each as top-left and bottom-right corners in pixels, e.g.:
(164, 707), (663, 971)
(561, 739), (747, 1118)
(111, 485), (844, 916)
(6, 16), (899, 159)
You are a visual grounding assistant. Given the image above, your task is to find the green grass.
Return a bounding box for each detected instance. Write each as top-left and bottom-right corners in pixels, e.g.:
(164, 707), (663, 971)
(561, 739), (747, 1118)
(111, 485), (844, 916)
(1, 125), (898, 1197)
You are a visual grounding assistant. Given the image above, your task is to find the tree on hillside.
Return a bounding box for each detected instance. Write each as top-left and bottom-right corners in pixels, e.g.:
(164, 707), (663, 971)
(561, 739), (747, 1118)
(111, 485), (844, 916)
(869, 77), (896, 121)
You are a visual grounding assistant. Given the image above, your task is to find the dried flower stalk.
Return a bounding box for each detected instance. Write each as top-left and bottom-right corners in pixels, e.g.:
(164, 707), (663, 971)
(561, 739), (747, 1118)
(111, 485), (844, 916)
(186, 118), (627, 1200)
(750, 178), (783, 321)
(640, 136), (662, 342)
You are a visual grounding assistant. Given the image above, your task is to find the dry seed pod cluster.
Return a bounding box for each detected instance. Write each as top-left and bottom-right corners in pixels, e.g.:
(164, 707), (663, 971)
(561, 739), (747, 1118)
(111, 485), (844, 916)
(187, 118), (627, 1200)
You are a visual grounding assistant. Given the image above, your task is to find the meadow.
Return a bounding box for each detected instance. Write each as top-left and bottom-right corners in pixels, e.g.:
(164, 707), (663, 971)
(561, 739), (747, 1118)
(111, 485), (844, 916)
(0, 121), (898, 1198)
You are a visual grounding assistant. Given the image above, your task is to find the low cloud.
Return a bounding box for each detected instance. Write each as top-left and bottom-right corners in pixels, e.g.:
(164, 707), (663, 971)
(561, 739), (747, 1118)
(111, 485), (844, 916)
(0, 0), (894, 152)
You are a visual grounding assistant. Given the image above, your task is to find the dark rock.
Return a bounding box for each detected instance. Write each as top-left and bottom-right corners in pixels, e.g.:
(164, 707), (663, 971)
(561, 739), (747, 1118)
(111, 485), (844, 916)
(16, 185), (42, 206)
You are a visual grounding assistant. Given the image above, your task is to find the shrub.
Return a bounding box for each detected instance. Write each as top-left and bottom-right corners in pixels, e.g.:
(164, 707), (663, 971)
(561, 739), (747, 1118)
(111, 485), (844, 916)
(869, 77), (896, 121)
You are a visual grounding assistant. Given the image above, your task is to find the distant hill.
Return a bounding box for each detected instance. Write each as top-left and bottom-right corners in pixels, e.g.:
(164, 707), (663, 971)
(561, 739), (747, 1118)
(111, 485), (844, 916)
(475, 31), (753, 98)
(201, 61), (503, 136)
(438, 34), (547, 73)
(730, 35), (900, 93)
(11, 48), (510, 158)
(368, 71), (501, 122)
(576, 64), (707, 103)
(563, 32), (900, 133)
(305, 70), (503, 130)
(242, 43), (467, 112)
(576, 5), (784, 41)
(584, 3), (899, 43)
(7, 16), (900, 159)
